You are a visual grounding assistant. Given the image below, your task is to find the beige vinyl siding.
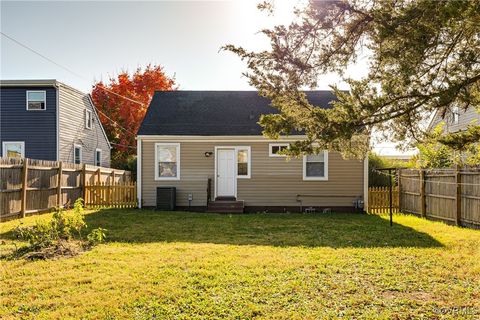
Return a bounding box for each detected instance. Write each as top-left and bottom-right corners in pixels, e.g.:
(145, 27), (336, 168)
(141, 139), (364, 208)
(430, 106), (480, 133)
(58, 84), (111, 167)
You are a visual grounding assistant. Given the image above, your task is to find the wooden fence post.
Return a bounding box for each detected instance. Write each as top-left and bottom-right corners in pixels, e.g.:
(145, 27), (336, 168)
(110, 170), (115, 185)
(21, 158), (29, 218)
(420, 169), (426, 218)
(455, 167), (462, 226)
(57, 161), (63, 208)
(397, 169), (402, 213)
(82, 163), (87, 202)
(96, 168), (101, 184)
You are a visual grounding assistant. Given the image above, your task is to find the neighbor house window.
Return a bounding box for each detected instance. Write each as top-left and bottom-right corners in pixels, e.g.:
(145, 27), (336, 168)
(452, 106), (460, 125)
(269, 143), (289, 157)
(237, 146), (251, 178)
(74, 144), (82, 164)
(26, 91), (46, 110)
(2, 141), (25, 158)
(95, 148), (102, 167)
(155, 143), (180, 180)
(303, 151), (328, 180)
(85, 109), (93, 129)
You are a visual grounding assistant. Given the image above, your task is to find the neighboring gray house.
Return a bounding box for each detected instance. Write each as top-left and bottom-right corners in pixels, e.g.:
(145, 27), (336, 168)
(428, 106), (480, 133)
(0, 79), (111, 167)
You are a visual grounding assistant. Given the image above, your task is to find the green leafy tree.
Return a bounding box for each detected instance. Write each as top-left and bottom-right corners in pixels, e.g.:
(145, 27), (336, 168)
(410, 124), (454, 168)
(410, 123), (480, 168)
(224, 0), (480, 157)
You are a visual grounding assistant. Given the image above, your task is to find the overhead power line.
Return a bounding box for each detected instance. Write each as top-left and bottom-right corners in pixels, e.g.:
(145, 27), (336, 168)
(1, 31), (144, 140)
(0, 31), (146, 108)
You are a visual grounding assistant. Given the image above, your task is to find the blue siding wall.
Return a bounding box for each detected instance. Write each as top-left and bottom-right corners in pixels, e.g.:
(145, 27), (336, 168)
(0, 86), (57, 160)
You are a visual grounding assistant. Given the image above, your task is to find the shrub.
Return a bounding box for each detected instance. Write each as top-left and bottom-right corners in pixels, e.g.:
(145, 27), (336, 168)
(13, 198), (106, 259)
(87, 228), (107, 246)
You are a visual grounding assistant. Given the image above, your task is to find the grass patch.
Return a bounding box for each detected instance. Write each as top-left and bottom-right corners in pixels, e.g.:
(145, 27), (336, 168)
(1, 210), (479, 319)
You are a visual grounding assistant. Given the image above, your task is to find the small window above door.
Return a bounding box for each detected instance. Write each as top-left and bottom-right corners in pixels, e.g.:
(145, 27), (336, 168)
(269, 143), (289, 157)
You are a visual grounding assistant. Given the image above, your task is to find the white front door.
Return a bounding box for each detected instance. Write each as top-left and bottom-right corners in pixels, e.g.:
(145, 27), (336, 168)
(217, 149), (236, 197)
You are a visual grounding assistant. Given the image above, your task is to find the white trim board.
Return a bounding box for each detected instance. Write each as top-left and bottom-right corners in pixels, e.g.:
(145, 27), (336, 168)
(137, 139), (142, 208)
(137, 135), (306, 142)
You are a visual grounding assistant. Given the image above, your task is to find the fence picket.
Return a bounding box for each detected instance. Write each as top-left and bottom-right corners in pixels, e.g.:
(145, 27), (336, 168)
(83, 181), (137, 208)
(368, 186), (400, 214)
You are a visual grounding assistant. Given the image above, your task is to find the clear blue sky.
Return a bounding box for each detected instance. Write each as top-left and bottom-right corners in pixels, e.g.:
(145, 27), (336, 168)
(1, 0), (349, 92)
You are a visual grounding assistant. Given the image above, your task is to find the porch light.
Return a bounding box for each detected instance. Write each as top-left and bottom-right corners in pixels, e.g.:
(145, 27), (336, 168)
(204, 151), (213, 157)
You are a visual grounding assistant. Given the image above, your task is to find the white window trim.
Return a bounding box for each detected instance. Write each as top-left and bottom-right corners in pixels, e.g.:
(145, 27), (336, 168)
(85, 109), (93, 129)
(2, 141), (25, 158)
(236, 146), (251, 179)
(73, 144), (82, 164)
(155, 143), (180, 181)
(26, 90), (46, 111)
(269, 143), (289, 157)
(303, 151), (329, 181)
(95, 148), (102, 167)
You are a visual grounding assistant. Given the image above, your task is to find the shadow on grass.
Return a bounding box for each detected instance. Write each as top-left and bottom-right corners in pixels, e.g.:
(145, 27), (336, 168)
(64, 209), (445, 248)
(0, 209), (443, 248)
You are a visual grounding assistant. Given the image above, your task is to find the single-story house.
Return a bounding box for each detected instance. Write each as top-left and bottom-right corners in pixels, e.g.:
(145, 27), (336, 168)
(136, 91), (368, 213)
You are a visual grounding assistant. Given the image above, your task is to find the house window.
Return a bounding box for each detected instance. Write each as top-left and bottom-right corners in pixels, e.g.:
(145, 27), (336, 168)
(269, 143), (289, 157)
(303, 151), (328, 180)
(85, 109), (93, 129)
(452, 106), (460, 125)
(95, 148), (102, 167)
(2, 141), (25, 158)
(74, 144), (82, 164)
(237, 146), (251, 178)
(155, 143), (180, 180)
(26, 91), (46, 110)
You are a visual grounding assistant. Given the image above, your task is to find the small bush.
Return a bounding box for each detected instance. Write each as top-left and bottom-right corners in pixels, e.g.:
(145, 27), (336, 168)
(12, 198), (107, 260)
(87, 228), (107, 246)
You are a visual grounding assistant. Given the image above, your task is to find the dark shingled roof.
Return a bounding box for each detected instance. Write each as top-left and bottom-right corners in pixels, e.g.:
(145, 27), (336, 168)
(137, 91), (337, 136)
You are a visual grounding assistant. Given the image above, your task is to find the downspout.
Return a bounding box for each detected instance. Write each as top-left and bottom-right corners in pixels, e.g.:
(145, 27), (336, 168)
(363, 154), (369, 213)
(136, 137), (142, 208)
(55, 82), (60, 161)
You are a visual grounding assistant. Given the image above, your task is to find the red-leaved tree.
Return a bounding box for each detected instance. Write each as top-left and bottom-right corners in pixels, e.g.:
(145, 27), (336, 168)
(91, 64), (176, 168)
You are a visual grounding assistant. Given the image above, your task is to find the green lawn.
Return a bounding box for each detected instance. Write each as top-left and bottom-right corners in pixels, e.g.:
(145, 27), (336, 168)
(1, 210), (479, 319)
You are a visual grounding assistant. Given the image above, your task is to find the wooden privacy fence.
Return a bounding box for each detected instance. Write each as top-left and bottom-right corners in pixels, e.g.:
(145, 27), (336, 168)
(399, 168), (480, 228)
(85, 182), (137, 208)
(0, 157), (133, 221)
(368, 187), (400, 214)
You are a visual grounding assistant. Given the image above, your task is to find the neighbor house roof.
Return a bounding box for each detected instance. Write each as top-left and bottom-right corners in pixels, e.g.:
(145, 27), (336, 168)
(137, 90), (337, 136)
